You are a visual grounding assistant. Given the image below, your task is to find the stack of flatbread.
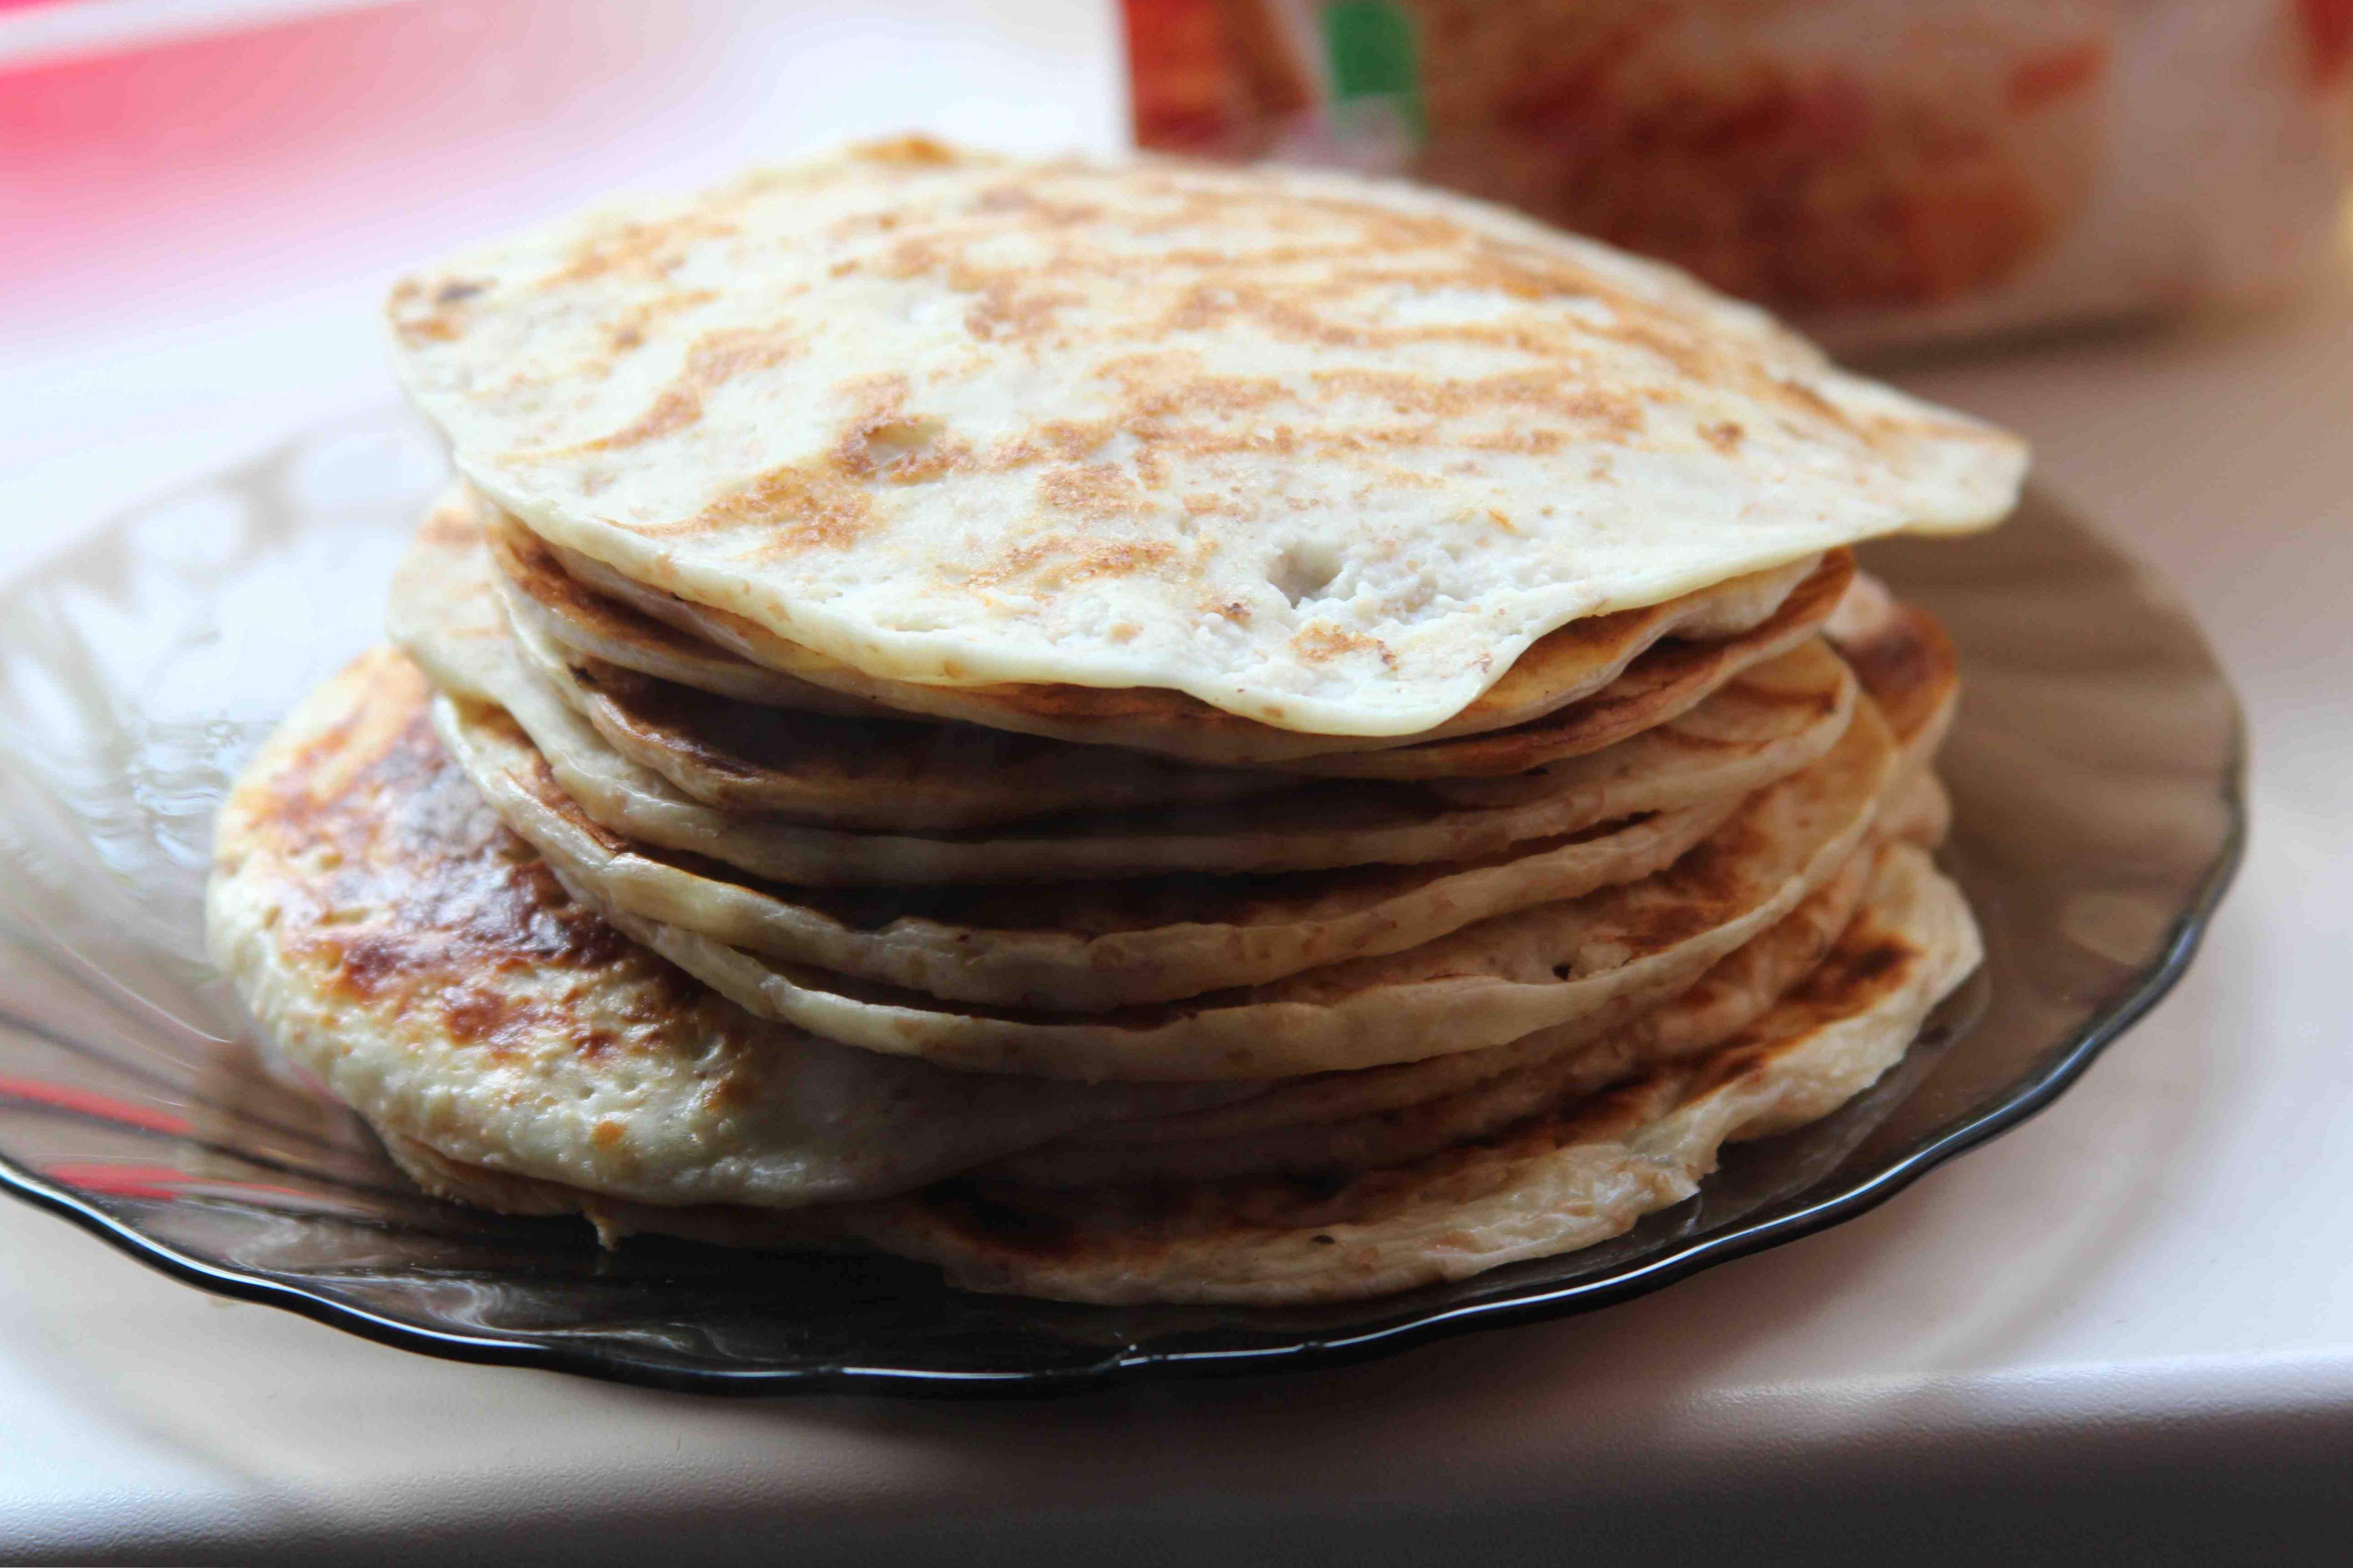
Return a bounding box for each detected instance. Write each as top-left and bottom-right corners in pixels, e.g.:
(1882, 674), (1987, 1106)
(208, 141), (2023, 1306)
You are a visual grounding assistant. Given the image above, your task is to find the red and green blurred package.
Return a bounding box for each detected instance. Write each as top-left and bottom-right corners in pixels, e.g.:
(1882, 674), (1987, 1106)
(1124, 0), (2353, 350)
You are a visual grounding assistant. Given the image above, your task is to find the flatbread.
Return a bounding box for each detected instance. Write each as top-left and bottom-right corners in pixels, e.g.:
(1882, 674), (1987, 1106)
(390, 139), (2023, 738)
(441, 693), (1740, 1011)
(852, 842), (1981, 1303)
(396, 501), (1858, 884)
(992, 840), (1878, 1184)
(528, 510), (1825, 763)
(1030, 683), (1952, 1147)
(484, 497), (894, 716)
(391, 842), (1979, 1305)
(422, 493), (1293, 832)
(1279, 550), (1853, 777)
(537, 700), (1897, 1080)
(511, 600), (1290, 831)
(1826, 572), (1960, 774)
(204, 649), (1247, 1209)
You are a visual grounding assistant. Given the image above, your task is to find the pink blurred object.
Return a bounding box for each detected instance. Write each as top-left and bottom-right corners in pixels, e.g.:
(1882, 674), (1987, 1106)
(0, 1), (418, 67)
(0, 1), (726, 344)
(1125, 0), (2353, 351)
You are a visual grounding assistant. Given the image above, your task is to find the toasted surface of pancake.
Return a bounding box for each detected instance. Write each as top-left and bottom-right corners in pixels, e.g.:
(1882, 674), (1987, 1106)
(391, 140), (2023, 738)
(527, 508), (1825, 762)
(541, 700), (1896, 1080)
(204, 650), (1249, 1208)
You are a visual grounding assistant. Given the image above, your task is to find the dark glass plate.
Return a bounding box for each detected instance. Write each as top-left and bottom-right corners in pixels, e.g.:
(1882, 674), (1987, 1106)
(0, 412), (2243, 1397)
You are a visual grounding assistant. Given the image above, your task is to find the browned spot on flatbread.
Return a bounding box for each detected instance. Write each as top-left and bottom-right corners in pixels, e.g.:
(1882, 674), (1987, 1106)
(815, 374), (973, 484)
(243, 652), (663, 1027)
(678, 462), (876, 552)
(438, 984), (581, 1066)
(386, 277), (487, 346)
(1311, 369), (1646, 440)
(1035, 464), (1146, 522)
(992, 418), (1118, 468)
(591, 387), (704, 450)
(415, 493), (483, 552)
(603, 288), (718, 354)
(546, 215), (739, 290)
(1592, 820), (1770, 956)
(700, 1068), (764, 1115)
(1684, 926), (1926, 1102)
(964, 275), (1082, 343)
(583, 326), (803, 451)
(968, 533), (1177, 595)
(850, 133), (964, 168)
(1293, 624), (1395, 668)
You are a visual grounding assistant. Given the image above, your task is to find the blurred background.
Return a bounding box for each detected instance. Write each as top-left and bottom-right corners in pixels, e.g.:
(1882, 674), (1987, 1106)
(3, 0), (2348, 582)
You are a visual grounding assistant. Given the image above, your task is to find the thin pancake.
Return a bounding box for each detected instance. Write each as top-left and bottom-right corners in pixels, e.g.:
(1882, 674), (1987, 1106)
(851, 843), (1980, 1304)
(1280, 550), (1854, 777)
(534, 701), (1897, 1080)
(442, 693), (1740, 1011)
(991, 839), (1878, 1184)
(485, 499), (893, 716)
(398, 509), (1860, 884)
(1826, 571), (1960, 774)
(1043, 662), (1952, 1147)
(529, 508), (1824, 763)
(205, 649), (1248, 1210)
(512, 609), (1283, 831)
(427, 491), (1297, 831)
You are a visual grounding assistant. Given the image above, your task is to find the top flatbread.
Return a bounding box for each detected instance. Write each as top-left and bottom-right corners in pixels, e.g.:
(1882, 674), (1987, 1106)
(389, 138), (2024, 738)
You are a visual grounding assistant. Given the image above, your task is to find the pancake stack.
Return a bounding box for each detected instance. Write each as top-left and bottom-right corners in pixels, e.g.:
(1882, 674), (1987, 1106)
(208, 141), (2021, 1305)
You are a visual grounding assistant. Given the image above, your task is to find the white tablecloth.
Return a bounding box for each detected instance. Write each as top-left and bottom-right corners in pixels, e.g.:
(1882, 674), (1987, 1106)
(3, 4), (2348, 1561)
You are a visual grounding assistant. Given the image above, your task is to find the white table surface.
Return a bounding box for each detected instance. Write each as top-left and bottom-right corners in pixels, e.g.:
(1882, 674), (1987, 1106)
(3, 4), (2349, 1562)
